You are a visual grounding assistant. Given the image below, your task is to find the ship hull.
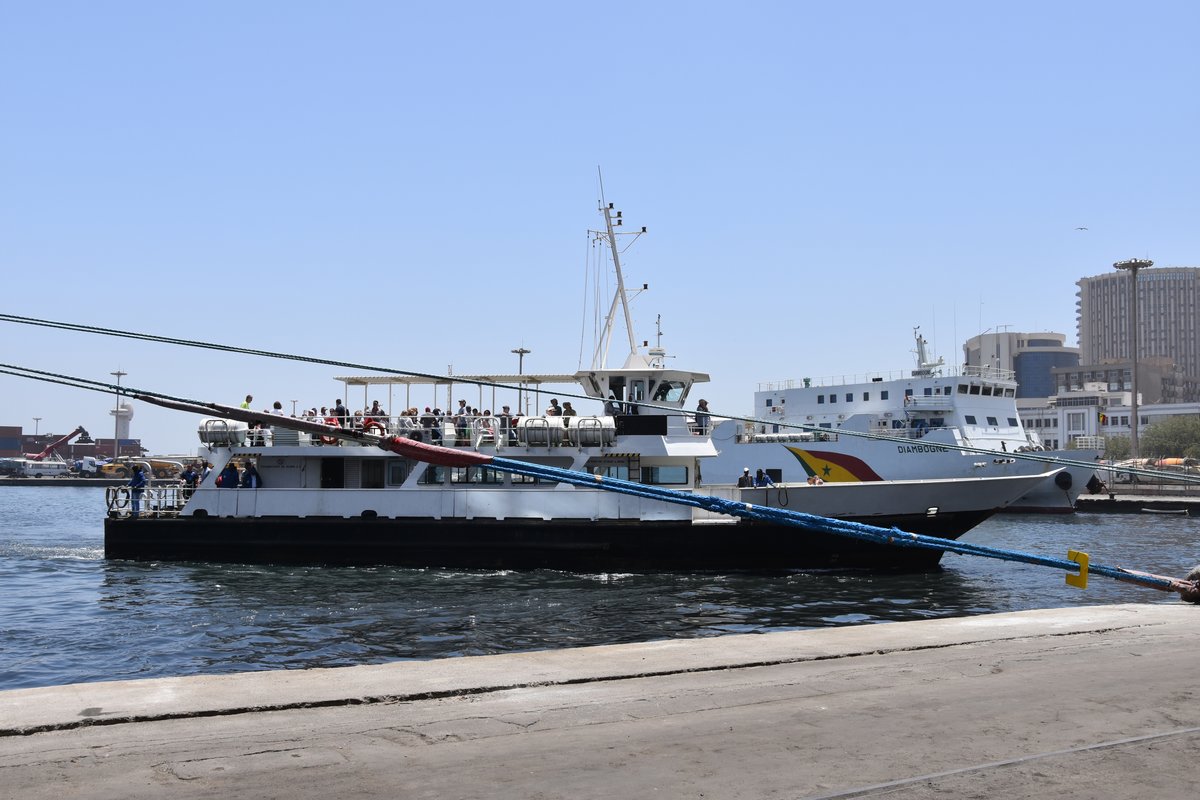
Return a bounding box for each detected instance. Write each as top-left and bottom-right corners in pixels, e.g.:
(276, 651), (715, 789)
(103, 510), (992, 572)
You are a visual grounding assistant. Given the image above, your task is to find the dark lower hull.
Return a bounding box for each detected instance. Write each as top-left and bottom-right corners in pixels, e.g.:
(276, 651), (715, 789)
(103, 510), (992, 572)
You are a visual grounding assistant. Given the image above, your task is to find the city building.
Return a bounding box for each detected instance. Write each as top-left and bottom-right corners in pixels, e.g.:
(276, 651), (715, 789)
(1076, 266), (1200, 385)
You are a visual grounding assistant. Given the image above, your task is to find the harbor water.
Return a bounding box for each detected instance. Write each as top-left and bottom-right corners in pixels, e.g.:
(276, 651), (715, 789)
(2, 486), (1197, 691)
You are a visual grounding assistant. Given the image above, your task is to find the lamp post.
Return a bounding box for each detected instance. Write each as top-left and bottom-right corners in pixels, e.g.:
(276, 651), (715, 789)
(1113, 259), (1151, 459)
(511, 347), (530, 415)
(32, 417), (41, 436)
(111, 370), (127, 459)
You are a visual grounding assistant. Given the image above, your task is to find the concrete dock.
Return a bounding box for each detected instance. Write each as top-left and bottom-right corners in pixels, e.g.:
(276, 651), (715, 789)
(1, 603), (1197, 798)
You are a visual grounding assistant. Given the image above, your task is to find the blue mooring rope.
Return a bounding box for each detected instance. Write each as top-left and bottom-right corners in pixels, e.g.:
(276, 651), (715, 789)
(489, 455), (1197, 599)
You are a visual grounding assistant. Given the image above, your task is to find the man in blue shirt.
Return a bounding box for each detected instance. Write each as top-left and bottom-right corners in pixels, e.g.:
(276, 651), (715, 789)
(128, 464), (147, 518)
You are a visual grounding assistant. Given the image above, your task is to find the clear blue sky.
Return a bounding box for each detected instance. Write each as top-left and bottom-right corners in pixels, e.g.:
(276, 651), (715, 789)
(2, 2), (1197, 453)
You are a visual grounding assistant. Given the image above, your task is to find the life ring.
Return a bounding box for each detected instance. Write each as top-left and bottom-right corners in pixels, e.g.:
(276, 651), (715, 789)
(364, 421), (386, 436)
(321, 417), (341, 445)
(109, 486), (130, 510)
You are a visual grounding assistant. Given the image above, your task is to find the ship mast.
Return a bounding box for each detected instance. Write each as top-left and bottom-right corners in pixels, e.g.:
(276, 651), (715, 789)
(591, 200), (644, 370)
(911, 327), (944, 377)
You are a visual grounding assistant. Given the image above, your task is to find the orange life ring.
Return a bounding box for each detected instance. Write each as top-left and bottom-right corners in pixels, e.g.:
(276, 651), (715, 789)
(364, 421), (385, 436)
(321, 416), (341, 445)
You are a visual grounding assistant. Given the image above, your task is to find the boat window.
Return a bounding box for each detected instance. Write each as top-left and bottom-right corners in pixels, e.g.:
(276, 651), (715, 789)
(958, 384), (968, 394)
(588, 464), (629, 480)
(765, 399), (773, 408)
(904, 389), (913, 397)
(969, 385), (981, 395)
(964, 415), (977, 425)
(1007, 417), (1018, 427)
(830, 394), (837, 404)
(819, 423), (833, 429)
(817, 395), (825, 404)
(511, 473), (544, 484)
(923, 388), (933, 396)
(420, 465), (446, 485)
(1004, 388), (1015, 397)
(450, 466), (504, 484)
(982, 385), (993, 396)
(892, 419), (905, 429)
(652, 380), (687, 403)
(930, 418), (945, 428)
(386, 460), (408, 486)
(845, 393), (853, 403)
(320, 458), (344, 489)
(863, 392), (870, 401)
(986, 416), (998, 426)
(642, 465), (688, 485)
(880, 390), (889, 400)
(362, 460), (386, 489)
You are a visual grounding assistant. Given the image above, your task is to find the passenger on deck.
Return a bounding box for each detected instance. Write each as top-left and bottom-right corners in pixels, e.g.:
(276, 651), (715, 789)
(604, 394), (620, 416)
(695, 399), (711, 435)
(239, 461), (264, 489)
(180, 463), (198, 489)
(420, 407), (436, 442)
(454, 400), (470, 444)
(369, 400), (385, 420)
(545, 398), (562, 416)
(737, 468), (754, 488)
(333, 400), (348, 427)
(498, 405), (516, 444)
(754, 469), (775, 488)
(217, 462), (240, 488)
(561, 401), (577, 423)
(240, 395), (253, 410)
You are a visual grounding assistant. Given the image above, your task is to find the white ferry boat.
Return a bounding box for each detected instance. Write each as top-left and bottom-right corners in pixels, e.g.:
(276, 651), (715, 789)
(706, 331), (1101, 513)
(103, 205), (1058, 570)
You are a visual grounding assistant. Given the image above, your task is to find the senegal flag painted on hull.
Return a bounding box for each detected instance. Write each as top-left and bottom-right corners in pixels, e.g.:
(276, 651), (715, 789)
(784, 448), (885, 482)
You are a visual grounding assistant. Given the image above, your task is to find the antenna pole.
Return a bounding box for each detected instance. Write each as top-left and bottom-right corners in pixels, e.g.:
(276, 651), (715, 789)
(590, 200), (639, 368)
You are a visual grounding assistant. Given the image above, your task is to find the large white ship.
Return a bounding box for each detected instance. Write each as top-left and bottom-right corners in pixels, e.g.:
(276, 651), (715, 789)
(101, 205), (1057, 570)
(706, 330), (1101, 513)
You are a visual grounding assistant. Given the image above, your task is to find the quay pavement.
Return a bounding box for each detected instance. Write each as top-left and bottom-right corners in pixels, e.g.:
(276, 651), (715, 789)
(1, 603), (1197, 799)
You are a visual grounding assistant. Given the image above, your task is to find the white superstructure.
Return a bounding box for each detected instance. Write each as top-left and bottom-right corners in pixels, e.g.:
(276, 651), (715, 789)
(707, 329), (1100, 512)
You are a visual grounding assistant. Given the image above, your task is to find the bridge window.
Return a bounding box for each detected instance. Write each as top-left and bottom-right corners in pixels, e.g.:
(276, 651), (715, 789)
(880, 390), (889, 400)
(642, 465), (688, 485)
(986, 416), (998, 426)
(652, 380), (687, 402)
(964, 415), (977, 425)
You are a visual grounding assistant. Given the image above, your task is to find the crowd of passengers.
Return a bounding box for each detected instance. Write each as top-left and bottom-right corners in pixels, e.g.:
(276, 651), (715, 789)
(236, 391), (712, 446)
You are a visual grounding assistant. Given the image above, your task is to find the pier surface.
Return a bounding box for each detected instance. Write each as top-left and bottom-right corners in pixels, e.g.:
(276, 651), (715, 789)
(1, 603), (1196, 799)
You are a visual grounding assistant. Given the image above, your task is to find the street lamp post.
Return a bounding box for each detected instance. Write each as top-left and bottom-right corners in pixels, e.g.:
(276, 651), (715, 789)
(511, 347), (531, 415)
(1113, 259), (1151, 459)
(111, 370), (127, 460)
(32, 417), (41, 436)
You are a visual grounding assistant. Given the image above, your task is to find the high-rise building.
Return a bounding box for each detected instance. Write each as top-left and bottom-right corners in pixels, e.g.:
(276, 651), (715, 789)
(962, 331), (1079, 398)
(1076, 266), (1200, 384)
